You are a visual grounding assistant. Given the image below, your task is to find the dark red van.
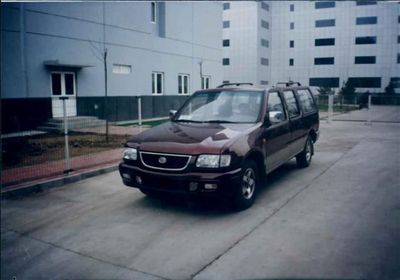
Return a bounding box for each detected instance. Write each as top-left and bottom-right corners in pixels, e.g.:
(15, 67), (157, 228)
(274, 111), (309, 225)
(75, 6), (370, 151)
(119, 82), (319, 210)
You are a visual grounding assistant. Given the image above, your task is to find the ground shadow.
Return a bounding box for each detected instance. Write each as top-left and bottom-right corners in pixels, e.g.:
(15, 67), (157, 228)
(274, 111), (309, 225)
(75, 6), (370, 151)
(130, 158), (301, 216)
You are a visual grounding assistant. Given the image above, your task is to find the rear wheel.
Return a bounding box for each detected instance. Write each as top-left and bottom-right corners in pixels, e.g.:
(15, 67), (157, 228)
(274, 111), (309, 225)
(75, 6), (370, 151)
(232, 160), (258, 211)
(296, 136), (313, 168)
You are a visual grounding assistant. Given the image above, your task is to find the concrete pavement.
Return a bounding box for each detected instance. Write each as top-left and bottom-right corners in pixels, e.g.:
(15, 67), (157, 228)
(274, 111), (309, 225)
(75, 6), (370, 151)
(2, 107), (400, 280)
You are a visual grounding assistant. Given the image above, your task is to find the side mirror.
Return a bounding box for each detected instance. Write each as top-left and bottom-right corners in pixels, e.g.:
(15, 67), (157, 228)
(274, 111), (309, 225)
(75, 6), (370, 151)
(169, 110), (177, 120)
(268, 111), (283, 124)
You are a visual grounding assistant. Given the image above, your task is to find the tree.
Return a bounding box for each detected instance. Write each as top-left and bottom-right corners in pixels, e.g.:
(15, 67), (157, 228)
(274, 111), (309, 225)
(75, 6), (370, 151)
(339, 80), (355, 97)
(385, 81), (395, 95)
(318, 86), (333, 95)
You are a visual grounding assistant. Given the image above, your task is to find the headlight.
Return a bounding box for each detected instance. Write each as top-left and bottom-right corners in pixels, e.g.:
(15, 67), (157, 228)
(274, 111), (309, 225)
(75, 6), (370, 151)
(123, 148), (137, 160)
(196, 154), (231, 168)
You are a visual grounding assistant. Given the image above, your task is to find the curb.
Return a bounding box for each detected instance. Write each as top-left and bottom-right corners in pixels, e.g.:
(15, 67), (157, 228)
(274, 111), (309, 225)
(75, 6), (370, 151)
(1, 164), (119, 199)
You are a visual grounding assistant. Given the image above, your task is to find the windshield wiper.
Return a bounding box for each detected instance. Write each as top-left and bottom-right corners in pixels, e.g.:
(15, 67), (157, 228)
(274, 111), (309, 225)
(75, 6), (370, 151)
(174, 119), (204, 123)
(205, 120), (237, 123)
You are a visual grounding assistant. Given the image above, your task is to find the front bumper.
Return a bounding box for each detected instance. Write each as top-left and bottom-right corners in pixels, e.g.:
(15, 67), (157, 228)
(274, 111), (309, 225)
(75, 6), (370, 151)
(119, 163), (241, 196)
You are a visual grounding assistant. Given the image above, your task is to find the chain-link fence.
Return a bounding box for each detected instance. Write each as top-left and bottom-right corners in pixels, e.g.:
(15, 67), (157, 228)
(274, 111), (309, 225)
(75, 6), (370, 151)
(2, 93), (399, 188)
(316, 93), (400, 122)
(1, 96), (178, 188)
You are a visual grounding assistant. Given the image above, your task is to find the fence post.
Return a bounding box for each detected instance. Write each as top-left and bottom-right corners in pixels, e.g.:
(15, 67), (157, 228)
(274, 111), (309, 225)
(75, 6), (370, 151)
(366, 94), (372, 125)
(328, 94), (333, 123)
(60, 96), (71, 173)
(138, 96), (142, 130)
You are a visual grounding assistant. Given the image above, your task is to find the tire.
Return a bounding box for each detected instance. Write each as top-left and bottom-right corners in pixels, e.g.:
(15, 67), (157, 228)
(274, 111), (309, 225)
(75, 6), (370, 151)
(296, 136), (313, 168)
(232, 160), (259, 211)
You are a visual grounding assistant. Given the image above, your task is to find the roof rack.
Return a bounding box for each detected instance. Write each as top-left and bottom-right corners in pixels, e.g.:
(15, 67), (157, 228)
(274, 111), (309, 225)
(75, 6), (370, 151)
(276, 81), (302, 87)
(217, 82), (254, 88)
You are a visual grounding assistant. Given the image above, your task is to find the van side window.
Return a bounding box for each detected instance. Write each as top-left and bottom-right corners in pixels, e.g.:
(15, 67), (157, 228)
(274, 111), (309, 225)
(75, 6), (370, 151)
(283, 90), (300, 118)
(268, 92), (286, 123)
(297, 89), (317, 113)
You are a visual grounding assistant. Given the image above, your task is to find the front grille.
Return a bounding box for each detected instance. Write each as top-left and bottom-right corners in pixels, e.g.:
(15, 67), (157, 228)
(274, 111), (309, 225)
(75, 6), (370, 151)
(139, 151), (191, 171)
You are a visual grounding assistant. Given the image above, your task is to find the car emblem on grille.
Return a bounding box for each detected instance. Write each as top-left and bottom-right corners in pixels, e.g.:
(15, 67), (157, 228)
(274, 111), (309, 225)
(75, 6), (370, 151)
(158, 157), (167, 164)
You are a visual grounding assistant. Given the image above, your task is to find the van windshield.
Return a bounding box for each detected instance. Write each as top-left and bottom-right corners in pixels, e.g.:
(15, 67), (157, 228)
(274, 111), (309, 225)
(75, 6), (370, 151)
(175, 90), (263, 123)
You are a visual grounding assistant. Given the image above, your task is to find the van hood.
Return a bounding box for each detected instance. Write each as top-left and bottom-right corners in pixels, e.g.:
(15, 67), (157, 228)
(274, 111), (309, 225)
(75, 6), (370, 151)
(127, 121), (261, 155)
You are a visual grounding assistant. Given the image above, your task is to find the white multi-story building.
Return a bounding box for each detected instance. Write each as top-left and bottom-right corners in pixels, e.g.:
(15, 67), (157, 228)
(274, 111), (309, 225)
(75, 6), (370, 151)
(222, 1), (272, 86)
(223, 1), (400, 93)
(1, 2), (222, 132)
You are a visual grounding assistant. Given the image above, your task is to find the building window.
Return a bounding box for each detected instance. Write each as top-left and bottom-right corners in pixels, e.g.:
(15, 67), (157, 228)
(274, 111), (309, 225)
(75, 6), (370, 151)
(290, 4), (294, 11)
(152, 72), (163, 95)
(223, 2), (230, 10)
(261, 20), (269, 29)
(309, 77), (340, 87)
(112, 64), (132, 74)
(354, 56), (376, 64)
(151, 2), (156, 23)
(315, 38), (335, 46)
(289, 58), (294, 66)
(261, 2), (269, 11)
(51, 73), (62, 95)
(390, 77), (400, 88)
(222, 58), (230, 65)
(260, 80), (269, 85)
(355, 36), (377, 44)
(223, 21), (230, 28)
(261, 38), (269, 47)
(356, 0), (377, 5)
(348, 77), (381, 88)
(223, 39), (230, 47)
(314, 57), (335, 65)
(261, 58), (269, 66)
(398, 54), (400, 64)
(356, 16), (377, 25)
(398, 16), (400, 23)
(290, 22), (295, 29)
(290, 40), (294, 48)
(178, 74), (190, 95)
(51, 72), (76, 96)
(398, 36), (400, 43)
(315, 1), (335, 9)
(315, 19), (335, 27)
(202, 76), (211, 89)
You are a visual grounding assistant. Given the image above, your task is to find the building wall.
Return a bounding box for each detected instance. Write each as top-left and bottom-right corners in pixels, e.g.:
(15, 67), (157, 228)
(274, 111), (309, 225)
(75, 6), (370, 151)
(222, 1), (270, 85)
(1, 2), (222, 132)
(223, 1), (399, 93)
(270, 1), (399, 93)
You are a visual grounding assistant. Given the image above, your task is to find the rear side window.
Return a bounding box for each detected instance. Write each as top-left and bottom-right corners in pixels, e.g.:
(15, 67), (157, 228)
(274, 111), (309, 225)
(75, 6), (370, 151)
(297, 89), (317, 113)
(283, 90), (300, 118)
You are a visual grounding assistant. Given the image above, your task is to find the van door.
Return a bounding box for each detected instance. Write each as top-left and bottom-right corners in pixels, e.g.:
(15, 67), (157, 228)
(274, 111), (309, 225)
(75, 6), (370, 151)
(283, 89), (305, 157)
(262, 91), (291, 173)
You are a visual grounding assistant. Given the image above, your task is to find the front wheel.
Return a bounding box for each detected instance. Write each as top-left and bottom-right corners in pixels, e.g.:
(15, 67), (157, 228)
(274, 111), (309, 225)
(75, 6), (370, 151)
(296, 136), (313, 168)
(232, 160), (258, 211)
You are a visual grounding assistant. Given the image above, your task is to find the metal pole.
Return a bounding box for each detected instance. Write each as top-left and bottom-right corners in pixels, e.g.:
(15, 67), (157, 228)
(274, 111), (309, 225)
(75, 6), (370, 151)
(328, 94), (333, 124)
(366, 94), (372, 125)
(104, 48), (109, 143)
(138, 97), (142, 128)
(61, 97), (71, 172)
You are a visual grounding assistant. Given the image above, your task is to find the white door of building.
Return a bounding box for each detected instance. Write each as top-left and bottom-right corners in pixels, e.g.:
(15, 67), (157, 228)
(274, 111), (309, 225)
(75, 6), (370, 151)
(51, 72), (77, 118)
